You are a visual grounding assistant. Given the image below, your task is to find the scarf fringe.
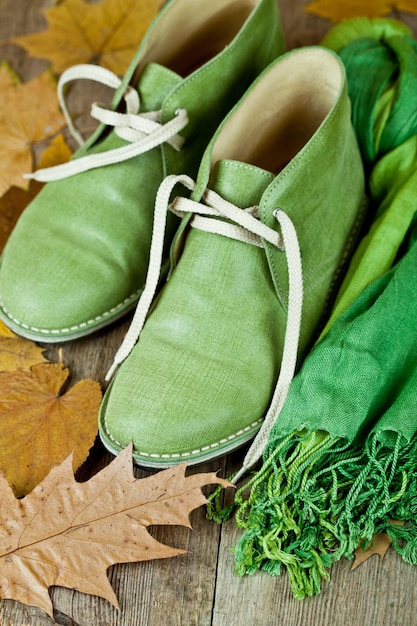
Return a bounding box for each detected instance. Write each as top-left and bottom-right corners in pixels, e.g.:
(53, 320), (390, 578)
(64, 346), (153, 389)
(229, 428), (417, 598)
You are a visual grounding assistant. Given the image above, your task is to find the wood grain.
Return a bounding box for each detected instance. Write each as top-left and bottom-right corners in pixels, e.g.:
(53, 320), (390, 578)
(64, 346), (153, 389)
(1, 0), (417, 624)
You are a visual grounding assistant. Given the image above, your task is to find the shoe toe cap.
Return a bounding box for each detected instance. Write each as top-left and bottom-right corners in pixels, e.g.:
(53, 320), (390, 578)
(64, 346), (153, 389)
(99, 339), (272, 468)
(0, 183), (147, 340)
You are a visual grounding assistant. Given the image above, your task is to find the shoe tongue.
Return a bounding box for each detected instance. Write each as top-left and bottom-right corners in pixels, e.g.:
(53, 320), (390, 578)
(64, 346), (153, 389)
(208, 160), (274, 210)
(135, 62), (182, 111)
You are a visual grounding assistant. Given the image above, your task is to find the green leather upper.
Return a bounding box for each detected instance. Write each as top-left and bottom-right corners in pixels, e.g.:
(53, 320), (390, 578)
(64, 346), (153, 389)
(0, 0), (283, 341)
(99, 48), (366, 467)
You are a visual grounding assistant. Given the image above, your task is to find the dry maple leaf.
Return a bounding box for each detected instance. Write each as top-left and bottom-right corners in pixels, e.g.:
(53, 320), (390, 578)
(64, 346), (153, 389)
(0, 446), (229, 616)
(0, 336), (47, 372)
(0, 70), (66, 195)
(306, 0), (417, 21)
(0, 320), (17, 338)
(37, 133), (72, 169)
(12, 0), (161, 75)
(0, 320), (47, 372)
(0, 63), (18, 103)
(0, 134), (72, 252)
(0, 181), (43, 252)
(0, 362), (101, 496)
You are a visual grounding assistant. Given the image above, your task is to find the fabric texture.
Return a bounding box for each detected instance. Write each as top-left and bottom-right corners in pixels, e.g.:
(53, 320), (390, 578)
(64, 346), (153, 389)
(228, 18), (417, 599)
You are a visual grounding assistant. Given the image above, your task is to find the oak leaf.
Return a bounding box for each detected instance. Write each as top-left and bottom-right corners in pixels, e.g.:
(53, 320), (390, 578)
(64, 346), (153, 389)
(306, 0), (417, 21)
(351, 521), (405, 570)
(0, 70), (66, 195)
(0, 362), (101, 496)
(350, 532), (392, 571)
(0, 446), (229, 616)
(12, 0), (161, 76)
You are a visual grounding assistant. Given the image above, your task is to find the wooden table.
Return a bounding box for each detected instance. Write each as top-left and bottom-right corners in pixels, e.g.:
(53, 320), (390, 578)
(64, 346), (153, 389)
(1, 1), (417, 624)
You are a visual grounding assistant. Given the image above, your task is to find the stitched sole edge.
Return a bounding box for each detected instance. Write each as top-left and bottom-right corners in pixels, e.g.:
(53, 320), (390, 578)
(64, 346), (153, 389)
(0, 292), (141, 343)
(98, 416), (263, 469)
(0, 255), (172, 342)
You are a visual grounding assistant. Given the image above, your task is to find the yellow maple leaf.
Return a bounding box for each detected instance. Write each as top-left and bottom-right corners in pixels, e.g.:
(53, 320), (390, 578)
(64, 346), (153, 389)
(0, 70), (66, 195)
(0, 318), (47, 370)
(306, 0), (417, 21)
(0, 320), (17, 338)
(0, 62), (19, 91)
(0, 362), (101, 496)
(12, 0), (161, 76)
(0, 181), (43, 252)
(0, 134), (72, 251)
(37, 133), (72, 169)
(0, 336), (47, 372)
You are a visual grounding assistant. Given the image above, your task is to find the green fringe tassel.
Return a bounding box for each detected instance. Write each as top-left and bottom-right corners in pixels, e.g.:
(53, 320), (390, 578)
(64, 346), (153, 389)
(229, 428), (417, 598)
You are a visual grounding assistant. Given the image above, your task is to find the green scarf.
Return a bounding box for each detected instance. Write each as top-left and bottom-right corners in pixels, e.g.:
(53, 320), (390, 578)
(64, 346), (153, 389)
(227, 18), (417, 598)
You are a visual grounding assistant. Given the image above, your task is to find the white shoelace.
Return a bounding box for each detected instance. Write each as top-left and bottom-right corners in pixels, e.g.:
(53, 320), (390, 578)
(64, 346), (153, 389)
(105, 174), (303, 474)
(25, 64), (189, 182)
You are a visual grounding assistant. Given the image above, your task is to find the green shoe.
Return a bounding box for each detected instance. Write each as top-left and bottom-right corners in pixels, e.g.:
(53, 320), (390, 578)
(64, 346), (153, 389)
(0, 0), (283, 342)
(99, 47), (366, 468)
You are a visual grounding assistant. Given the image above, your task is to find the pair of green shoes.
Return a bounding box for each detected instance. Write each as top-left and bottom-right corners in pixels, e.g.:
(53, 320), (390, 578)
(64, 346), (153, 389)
(0, 0), (365, 468)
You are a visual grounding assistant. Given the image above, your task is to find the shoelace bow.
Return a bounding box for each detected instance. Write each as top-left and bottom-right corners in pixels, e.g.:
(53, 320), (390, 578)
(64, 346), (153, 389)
(106, 174), (304, 477)
(25, 64), (189, 182)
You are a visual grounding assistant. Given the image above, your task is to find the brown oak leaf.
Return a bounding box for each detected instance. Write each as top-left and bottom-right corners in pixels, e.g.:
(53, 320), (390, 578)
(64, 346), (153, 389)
(12, 0), (161, 75)
(0, 446), (229, 616)
(350, 533), (392, 571)
(0, 70), (66, 195)
(0, 362), (101, 496)
(306, 0), (417, 21)
(351, 521), (405, 570)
